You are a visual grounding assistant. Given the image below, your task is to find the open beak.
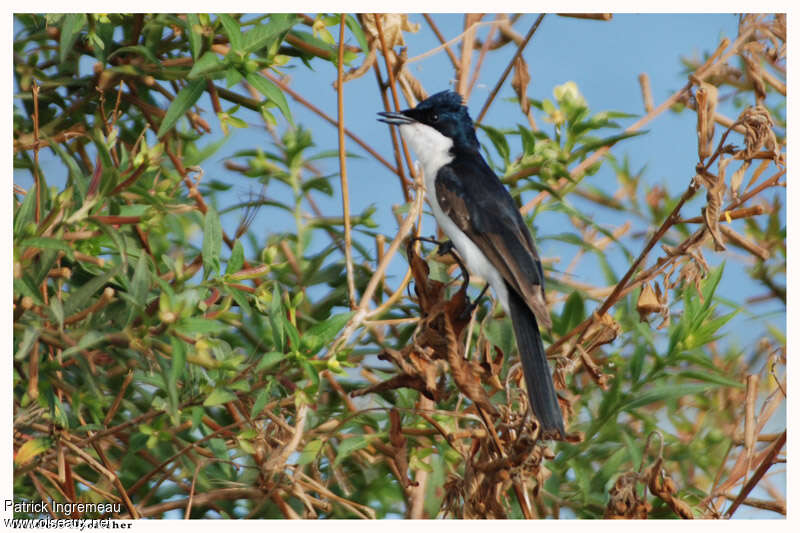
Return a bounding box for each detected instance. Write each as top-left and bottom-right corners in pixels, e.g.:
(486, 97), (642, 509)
(377, 111), (415, 125)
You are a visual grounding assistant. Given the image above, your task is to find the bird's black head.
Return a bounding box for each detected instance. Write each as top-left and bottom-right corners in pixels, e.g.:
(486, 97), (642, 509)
(378, 90), (480, 151)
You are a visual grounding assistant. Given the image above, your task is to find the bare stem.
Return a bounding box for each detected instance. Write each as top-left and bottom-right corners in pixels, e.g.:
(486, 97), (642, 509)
(337, 15), (357, 310)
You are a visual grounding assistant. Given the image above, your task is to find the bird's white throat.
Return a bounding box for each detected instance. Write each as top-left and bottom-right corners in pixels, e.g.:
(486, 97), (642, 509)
(398, 123), (454, 184)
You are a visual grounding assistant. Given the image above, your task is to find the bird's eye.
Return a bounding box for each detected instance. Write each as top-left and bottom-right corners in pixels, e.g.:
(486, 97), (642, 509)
(431, 113), (439, 122)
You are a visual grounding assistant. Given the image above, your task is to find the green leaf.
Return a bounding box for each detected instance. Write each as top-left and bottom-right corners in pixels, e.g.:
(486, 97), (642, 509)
(218, 14), (243, 51)
(478, 124), (510, 165)
(256, 351), (284, 371)
(59, 14), (86, 64)
(14, 185), (37, 237)
(157, 79), (206, 138)
(242, 14), (297, 54)
(202, 206), (222, 278)
(334, 434), (380, 467)
(62, 264), (122, 318)
(250, 384), (272, 418)
(19, 237), (75, 261)
(518, 124), (536, 155)
(621, 383), (720, 411)
(49, 299), (64, 329)
(14, 438), (52, 467)
(188, 51), (225, 79)
(170, 337), (186, 386)
(301, 360), (319, 391)
(14, 278), (43, 306)
(677, 370), (745, 390)
(226, 240), (245, 275)
(186, 14), (203, 59)
(559, 291), (584, 334)
(127, 253), (150, 326)
(344, 15), (369, 52)
(245, 72), (292, 124)
(14, 328), (40, 362)
(700, 263), (725, 314)
(485, 318), (514, 358)
(204, 388), (236, 407)
(228, 287), (252, 316)
(50, 394), (70, 428)
(629, 343), (646, 384)
(268, 284), (284, 351)
(175, 317), (228, 336)
(301, 312), (354, 356)
(61, 331), (105, 360)
(225, 67), (243, 88)
(282, 314), (301, 351)
(569, 131), (647, 163)
(107, 45), (160, 65)
(297, 439), (324, 465)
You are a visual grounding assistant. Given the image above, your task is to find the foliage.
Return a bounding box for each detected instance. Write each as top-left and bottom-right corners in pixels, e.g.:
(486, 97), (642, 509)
(13, 13), (785, 519)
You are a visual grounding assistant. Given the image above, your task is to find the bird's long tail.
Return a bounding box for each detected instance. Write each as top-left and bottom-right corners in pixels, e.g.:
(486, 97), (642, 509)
(507, 285), (565, 439)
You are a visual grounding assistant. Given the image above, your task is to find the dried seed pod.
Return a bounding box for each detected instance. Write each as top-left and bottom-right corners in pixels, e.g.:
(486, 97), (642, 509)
(637, 282), (661, 322)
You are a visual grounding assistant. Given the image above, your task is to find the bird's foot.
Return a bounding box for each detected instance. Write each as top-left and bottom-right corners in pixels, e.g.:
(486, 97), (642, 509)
(458, 283), (490, 321)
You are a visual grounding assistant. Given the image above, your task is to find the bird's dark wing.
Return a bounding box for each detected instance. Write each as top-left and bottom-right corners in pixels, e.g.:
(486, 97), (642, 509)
(435, 155), (551, 329)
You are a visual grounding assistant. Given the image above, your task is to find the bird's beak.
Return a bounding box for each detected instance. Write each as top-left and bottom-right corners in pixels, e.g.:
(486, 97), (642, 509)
(377, 111), (415, 125)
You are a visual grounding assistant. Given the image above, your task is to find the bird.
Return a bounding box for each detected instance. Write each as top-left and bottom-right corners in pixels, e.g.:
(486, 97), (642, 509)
(378, 90), (565, 440)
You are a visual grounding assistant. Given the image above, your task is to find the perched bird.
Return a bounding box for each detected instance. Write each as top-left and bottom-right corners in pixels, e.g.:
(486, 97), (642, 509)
(378, 90), (565, 439)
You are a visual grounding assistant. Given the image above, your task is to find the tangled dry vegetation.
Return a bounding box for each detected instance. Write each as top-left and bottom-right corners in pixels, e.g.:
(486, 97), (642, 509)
(13, 13), (784, 519)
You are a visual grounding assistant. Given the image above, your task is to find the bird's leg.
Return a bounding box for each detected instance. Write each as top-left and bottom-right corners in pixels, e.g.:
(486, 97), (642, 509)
(459, 283), (490, 320)
(436, 239), (455, 257)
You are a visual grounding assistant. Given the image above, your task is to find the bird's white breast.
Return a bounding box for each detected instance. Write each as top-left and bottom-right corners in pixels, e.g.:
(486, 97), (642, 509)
(399, 123), (510, 313)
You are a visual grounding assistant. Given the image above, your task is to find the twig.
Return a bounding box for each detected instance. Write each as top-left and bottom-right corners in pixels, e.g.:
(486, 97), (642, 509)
(338, 15), (356, 310)
(724, 431), (786, 518)
(103, 370), (134, 425)
(467, 18), (499, 98)
(32, 81), (41, 223)
(678, 205), (766, 224)
(184, 460), (203, 519)
(132, 488), (264, 518)
(456, 14), (481, 97)
(638, 73), (654, 113)
(475, 14), (546, 125)
(373, 65), (411, 201)
(422, 14), (459, 69)
(373, 13), (417, 179)
(557, 13), (613, 21)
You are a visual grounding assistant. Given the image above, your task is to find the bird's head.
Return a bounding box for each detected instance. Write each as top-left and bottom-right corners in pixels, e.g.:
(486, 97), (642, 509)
(378, 90), (480, 154)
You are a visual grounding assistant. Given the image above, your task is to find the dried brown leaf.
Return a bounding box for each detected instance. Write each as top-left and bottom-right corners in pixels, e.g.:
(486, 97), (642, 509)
(695, 82), (718, 160)
(511, 56), (531, 115)
(738, 106), (779, 160)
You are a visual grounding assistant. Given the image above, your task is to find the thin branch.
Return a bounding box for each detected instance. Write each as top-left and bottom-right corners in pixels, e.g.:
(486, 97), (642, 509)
(724, 431), (786, 518)
(337, 15), (357, 310)
(422, 14), (459, 69)
(475, 14), (546, 125)
(373, 13), (417, 181)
